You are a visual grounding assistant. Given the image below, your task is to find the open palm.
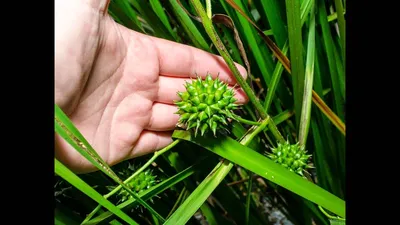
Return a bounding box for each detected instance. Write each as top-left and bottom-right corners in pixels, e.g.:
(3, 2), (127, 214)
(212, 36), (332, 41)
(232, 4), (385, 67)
(55, 0), (248, 173)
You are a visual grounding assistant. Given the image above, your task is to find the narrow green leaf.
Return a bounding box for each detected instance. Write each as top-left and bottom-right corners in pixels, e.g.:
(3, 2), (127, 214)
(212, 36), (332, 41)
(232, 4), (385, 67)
(219, 25), (244, 65)
(222, 0), (294, 112)
(224, 0), (345, 135)
(273, 109), (295, 125)
(54, 159), (139, 225)
(195, 200), (219, 225)
(264, 0), (318, 114)
(317, 0), (344, 120)
(169, 0), (210, 51)
(330, 219), (346, 225)
(286, 0), (306, 130)
(55, 105), (110, 172)
(310, 119), (335, 193)
(223, 0), (291, 72)
(333, 0), (345, 63)
(128, 0), (174, 40)
(264, 41), (289, 112)
(108, 0), (144, 32)
(299, 0), (316, 146)
(263, 29), (274, 36)
(165, 118), (271, 225)
(255, 0), (287, 48)
(172, 130), (346, 218)
(164, 160), (234, 225)
(327, 12), (346, 22)
(149, 0), (179, 39)
(84, 157), (205, 224)
(109, 220), (123, 225)
(311, 50), (345, 196)
(55, 207), (80, 225)
(163, 149), (225, 225)
(333, 37), (345, 100)
(188, 0), (286, 143)
(231, 0), (275, 85)
(213, 178), (265, 225)
(55, 105), (165, 222)
(301, 0), (314, 26)
(167, 187), (187, 218)
(211, 14), (251, 80)
(245, 171), (253, 225)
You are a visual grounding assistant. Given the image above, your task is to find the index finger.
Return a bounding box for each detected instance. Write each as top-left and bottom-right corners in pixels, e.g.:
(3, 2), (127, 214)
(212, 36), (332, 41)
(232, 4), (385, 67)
(149, 35), (248, 85)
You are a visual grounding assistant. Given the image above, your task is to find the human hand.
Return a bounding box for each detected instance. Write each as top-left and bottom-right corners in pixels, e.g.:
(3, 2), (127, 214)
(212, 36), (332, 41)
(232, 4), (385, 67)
(55, 0), (248, 173)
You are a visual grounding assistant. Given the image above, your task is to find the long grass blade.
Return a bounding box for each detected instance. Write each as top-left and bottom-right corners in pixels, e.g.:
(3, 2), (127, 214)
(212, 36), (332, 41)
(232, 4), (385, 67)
(299, 0), (316, 146)
(285, 0), (306, 130)
(317, 0), (344, 121)
(301, 0), (314, 26)
(172, 130), (346, 218)
(228, 0), (275, 86)
(333, 0), (345, 63)
(255, 0), (287, 48)
(187, 0), (286, 143)
(128, 0), (174, 40)
(108, 0), (144, 32)
(223, 0), (345, 135)
(165, 118), (271, 225)
(264, 41), (289, 112)
(55, 207), (80, 225)
(55, 159), (139, 225)
(224, 0), (291, 72)
(149, 0), (178, 39)
(169, 0), (210, 51)
(54, 105), (165, 222)
(84, 157), (206, 224)
(245, 171), (253, 225)
(164, 160), (234, 225)
(211, 14), (251, 79)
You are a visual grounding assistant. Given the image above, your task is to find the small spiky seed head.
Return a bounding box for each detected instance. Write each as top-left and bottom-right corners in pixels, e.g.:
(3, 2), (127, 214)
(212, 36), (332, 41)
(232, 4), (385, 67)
(117, 169), (157, 203)
(174, 73), (239, 137)
(266, 140), (313, 177)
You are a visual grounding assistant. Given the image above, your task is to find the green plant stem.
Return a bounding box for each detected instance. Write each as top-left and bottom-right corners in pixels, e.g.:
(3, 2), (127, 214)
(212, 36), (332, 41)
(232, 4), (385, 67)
(318, 206), (345, 220)
(189, 0), (285, 144)
(286, 0), (305, 130)
(55, 159), (139, 225)
(333, 0), (345, 63)
(166, 117), (271, 225)
(167, 187), (187, 218)
(240, 117), (271, 144)
(231, 114), (262, 126)
(83, 140), (180, 222)
(264, 41), (289, 112)
(245, 171), (253, 225)
(298, 0), (316, 147)
(206, 0), (212, 19)
(108, 140), (180, 197)
(55, 105), (165, 223)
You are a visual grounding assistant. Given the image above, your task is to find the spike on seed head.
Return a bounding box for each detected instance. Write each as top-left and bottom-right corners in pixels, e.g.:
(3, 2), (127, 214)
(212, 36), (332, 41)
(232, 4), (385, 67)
(174, 73), (241, 137)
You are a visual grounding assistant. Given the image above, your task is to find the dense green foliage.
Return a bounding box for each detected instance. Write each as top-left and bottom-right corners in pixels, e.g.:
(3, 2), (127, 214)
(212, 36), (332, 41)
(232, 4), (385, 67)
(55, 0), (346, 224)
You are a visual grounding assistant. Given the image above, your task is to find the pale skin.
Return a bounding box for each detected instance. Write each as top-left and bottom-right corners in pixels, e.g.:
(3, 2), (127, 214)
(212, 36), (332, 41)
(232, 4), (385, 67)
(55, 0), (248, 174)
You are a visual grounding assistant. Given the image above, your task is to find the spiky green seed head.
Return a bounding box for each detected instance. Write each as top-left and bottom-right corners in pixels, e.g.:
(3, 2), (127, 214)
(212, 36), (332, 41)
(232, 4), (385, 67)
(174, 73), (240, 137)
(117, 169), (157, 203)
(266, 140), (313, 177)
